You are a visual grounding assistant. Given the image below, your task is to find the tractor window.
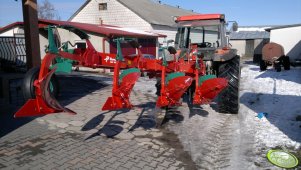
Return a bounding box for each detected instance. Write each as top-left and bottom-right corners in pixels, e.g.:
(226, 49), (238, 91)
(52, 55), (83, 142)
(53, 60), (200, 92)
(189, 25), (220, 48)
(190, 28), (203, 44)
(177, 25), (223, 48)
(178, 27), (190, 48)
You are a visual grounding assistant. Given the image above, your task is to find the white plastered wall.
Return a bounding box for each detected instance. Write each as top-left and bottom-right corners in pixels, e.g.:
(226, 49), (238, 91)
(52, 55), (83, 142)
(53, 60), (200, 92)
(270, 26), (301, 60)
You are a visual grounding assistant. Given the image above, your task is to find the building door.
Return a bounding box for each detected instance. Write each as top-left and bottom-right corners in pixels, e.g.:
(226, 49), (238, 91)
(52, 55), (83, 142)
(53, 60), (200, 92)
(109, 39), (136, 56)
(138, 38), (156, 56)
(245, 39), (255, 58)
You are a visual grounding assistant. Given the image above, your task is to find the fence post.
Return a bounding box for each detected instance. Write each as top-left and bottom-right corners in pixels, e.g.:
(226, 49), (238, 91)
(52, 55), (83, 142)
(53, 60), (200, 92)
(22, 0), (41, 69)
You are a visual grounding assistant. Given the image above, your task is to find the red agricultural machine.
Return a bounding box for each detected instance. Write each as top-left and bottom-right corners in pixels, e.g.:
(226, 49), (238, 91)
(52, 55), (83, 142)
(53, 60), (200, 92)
(14, 14), (240, 123)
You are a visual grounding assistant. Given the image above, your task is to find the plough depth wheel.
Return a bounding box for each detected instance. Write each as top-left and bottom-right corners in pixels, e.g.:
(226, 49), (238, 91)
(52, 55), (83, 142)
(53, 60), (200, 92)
(15, 54), (76, 118)
(23, 67), (59, 101)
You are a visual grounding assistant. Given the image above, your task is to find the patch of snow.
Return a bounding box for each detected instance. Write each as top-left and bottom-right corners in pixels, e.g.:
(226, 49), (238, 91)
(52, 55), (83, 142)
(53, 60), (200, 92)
(103, 26), (160, 36)
(133, 76), (157, 95)
(237, 27), (271, 32)
(240, 63), (301, 150)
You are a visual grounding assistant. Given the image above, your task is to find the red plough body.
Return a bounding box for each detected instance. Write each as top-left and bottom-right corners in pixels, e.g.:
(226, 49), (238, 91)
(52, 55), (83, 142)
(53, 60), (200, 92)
(156, 76), (193, 107)
(194, 78), (228, 105)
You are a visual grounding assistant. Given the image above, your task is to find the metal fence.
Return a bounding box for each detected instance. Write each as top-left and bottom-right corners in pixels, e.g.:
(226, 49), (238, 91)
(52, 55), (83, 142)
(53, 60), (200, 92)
(0, 35), (27, 72)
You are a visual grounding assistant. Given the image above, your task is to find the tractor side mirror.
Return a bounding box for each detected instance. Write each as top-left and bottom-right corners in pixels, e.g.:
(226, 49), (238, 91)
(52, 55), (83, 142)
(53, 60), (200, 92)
(232, 22), (238, 32)
(167, 39), (174, 44)
(166, 39), (174, 47)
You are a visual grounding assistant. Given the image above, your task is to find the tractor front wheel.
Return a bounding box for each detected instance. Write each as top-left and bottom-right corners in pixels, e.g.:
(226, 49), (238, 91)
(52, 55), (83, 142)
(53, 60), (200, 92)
(22, 67), (59, 101)
(217, 55), (240, 114)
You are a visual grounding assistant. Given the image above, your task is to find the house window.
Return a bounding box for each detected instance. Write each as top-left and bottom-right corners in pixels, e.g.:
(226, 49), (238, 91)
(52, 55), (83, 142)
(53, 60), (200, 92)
(99, 3), (107, 10)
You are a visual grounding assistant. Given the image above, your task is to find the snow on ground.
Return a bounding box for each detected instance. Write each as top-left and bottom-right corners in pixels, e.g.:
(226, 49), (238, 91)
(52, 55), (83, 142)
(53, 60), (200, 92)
(132, 59), (301, 169)
(240, 61), (301, 150)
(133, 76), (157, 95)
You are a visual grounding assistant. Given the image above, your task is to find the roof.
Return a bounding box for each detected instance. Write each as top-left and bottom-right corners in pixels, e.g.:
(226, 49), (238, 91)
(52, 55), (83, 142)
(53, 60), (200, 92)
(237, 26), (274, 32)
(0, 20), (165, 38)
(230, 31), (270, 40)
(69, 0), (198, 27)
(0, 22), (23, 33)
(176, 14), (224, 22)
(265, 23), (301, 32)
(40, 19), (164, 38)
(239, 25), (278, 28)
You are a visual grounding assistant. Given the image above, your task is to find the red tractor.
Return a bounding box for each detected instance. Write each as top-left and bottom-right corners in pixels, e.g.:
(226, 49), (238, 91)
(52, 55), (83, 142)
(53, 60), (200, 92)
(14, 14), (239, 123)
(170, 14), (240, 114)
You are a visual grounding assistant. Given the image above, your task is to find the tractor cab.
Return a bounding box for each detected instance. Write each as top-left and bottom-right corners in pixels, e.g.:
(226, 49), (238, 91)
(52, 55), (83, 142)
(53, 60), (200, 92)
(174, 14), (237, 61)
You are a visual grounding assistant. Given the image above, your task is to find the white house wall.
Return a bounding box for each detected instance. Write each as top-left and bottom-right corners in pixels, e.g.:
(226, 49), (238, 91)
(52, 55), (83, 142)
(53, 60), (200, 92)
(230, 40), (246, 57)
(0, 27), (24, 37)
(57, 28), (84, 46)
(88, 33), (104, 52)
(270, 26), (301, 60)
(152, 25), (177, 45)
(39, 34), (48, 58)
(71, 0), (152, 31)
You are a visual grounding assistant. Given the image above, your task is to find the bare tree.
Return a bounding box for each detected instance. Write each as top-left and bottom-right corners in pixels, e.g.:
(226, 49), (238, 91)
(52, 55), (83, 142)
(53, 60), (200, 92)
(38, 0), (61, 20)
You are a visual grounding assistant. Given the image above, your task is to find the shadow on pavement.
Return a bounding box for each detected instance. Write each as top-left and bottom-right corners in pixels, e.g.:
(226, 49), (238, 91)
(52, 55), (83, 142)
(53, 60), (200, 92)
(0, 111), (35, 138)
(81, 111), (110, 131)
(240, 92), (301, 143)
(189, 106), (209, 118)
(163, 107), (184, 124)
(84, 109), (129, 140)
(57, 74), (108, 106)
(0, 76), (33, 138)
(129, 102), (157, 131)
(182, 92), (210, 118)
(0, 73), (109, 138)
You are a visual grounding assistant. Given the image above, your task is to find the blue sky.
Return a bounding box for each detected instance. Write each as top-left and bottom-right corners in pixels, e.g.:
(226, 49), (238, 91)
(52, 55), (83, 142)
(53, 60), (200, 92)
(0, 0), (300, 27)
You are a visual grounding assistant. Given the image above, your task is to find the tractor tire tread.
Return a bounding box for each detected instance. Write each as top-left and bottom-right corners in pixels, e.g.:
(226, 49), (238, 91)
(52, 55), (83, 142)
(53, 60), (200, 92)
(217, 55), (240, 114)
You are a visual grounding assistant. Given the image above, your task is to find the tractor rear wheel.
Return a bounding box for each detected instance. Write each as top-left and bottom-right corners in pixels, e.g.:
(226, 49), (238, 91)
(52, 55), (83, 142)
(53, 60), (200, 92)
(22, 67), (59, 101)
(217, 55), (240, 114)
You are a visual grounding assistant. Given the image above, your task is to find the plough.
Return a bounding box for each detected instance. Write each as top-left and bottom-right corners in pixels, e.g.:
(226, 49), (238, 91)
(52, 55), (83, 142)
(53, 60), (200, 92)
(15, 14), (239, 123)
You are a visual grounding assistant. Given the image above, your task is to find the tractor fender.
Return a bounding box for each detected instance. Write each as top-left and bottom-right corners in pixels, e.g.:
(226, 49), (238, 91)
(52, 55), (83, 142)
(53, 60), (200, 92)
(213, 49), (237, 62)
